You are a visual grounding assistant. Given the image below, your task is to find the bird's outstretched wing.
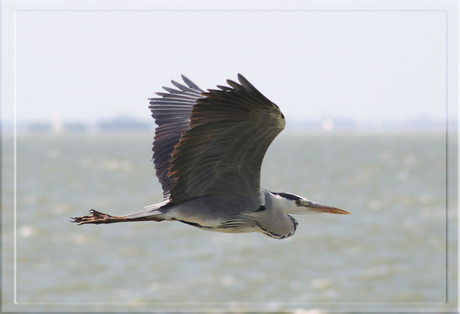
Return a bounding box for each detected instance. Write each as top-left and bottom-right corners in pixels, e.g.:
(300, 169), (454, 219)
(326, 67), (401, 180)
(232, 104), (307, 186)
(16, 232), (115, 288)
(149, 75), (204, 199)
(167, 74), (285, 204)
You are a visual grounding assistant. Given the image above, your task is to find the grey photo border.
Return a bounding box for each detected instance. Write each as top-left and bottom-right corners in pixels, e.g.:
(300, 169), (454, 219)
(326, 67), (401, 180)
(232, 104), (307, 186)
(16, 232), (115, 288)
(3, 1), (457, 312)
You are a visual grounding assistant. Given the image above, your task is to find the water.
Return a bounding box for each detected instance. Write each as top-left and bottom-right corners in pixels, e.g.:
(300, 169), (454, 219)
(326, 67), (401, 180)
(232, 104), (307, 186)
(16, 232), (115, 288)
(2, 132), (457, 312)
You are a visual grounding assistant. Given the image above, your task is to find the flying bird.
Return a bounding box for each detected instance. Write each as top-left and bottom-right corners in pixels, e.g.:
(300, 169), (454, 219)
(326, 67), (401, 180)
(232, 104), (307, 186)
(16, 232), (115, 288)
(71, 74), (350, 239)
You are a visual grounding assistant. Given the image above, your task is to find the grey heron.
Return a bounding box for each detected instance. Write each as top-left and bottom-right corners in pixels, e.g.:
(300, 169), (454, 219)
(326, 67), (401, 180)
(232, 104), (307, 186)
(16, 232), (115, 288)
(71, 74), (350, 239)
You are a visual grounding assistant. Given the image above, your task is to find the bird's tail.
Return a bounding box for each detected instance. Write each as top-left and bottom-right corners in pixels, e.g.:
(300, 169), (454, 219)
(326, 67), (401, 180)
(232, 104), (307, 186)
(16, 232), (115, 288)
(124, 200), (170, 220)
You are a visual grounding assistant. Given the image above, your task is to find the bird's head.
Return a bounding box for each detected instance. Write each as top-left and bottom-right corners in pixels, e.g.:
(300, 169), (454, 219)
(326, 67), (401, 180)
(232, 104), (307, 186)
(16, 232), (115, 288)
(270, 192), (351, 216)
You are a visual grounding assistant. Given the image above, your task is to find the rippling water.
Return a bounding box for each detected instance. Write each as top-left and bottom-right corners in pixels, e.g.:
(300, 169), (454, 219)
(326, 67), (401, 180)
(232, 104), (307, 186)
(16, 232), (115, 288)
(2, 132), (457, 312)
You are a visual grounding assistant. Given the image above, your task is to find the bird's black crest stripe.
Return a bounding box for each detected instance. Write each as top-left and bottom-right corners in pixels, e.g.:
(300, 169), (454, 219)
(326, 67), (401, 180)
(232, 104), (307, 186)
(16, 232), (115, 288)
(271, 192), (301, 201)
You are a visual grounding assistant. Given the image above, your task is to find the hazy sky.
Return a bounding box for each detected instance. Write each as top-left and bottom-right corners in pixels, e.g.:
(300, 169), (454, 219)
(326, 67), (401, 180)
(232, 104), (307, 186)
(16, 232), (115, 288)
(2, 0), (457, 125)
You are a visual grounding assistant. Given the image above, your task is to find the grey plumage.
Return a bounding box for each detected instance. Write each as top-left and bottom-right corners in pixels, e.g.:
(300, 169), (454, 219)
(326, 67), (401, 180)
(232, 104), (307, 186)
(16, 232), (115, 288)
(150, 76), (203, 199)
(71, 74), (350, 239)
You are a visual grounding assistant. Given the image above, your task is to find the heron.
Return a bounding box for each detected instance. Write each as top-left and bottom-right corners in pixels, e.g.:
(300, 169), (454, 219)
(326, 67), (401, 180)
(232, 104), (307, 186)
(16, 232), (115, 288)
(71, 74), (350, 239)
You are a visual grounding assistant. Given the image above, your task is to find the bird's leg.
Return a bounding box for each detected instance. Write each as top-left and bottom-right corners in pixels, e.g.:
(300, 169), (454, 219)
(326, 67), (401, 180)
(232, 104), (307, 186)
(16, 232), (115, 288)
(71, 209), (131, 225)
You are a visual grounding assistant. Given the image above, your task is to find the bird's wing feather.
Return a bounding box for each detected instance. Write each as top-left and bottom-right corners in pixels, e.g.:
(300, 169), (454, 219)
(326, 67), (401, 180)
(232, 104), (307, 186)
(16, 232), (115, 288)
(167, 74), (285, 204)
(149, 75), (204, 199)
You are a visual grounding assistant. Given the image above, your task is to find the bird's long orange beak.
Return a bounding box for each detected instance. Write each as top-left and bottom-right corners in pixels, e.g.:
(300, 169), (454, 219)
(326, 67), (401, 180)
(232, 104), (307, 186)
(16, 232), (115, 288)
(306, 202), (351, 215)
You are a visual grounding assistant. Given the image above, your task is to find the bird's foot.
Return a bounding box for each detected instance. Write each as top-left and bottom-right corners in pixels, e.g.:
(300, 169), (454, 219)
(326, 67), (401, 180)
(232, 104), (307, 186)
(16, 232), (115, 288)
(71, 209), (128, 225)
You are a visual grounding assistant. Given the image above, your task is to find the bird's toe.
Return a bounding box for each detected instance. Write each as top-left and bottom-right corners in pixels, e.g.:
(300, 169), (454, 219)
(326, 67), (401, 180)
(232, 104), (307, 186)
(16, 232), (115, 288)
(70, 209), (111, 225)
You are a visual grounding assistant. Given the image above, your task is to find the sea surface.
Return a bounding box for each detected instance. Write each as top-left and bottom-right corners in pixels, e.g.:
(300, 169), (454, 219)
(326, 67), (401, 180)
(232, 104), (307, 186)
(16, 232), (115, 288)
(2, 131), (457, 312)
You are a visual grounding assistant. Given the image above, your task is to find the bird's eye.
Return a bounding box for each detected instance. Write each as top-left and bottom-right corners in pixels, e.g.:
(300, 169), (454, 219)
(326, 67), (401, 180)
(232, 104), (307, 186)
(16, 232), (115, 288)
(295, 200), (301, 205)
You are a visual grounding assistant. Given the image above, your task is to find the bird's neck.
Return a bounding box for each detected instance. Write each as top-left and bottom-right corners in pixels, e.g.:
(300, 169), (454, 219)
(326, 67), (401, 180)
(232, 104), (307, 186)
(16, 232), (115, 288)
(256, 210), (297, 239)
(253, 190), (297, 239)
